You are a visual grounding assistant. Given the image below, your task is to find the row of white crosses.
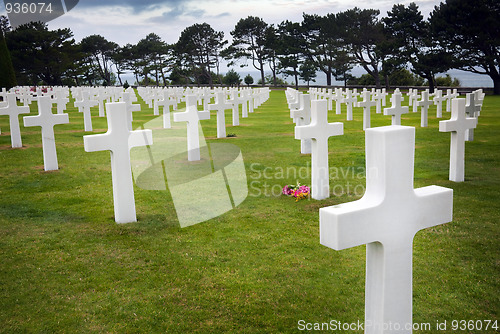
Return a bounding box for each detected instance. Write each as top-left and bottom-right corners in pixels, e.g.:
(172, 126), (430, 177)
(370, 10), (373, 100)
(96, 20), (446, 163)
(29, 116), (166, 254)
(294, 92), (459, 332)
(0, 92), (69, 170)
(289, 88), (481, 204)
(82, 87), (269, 223)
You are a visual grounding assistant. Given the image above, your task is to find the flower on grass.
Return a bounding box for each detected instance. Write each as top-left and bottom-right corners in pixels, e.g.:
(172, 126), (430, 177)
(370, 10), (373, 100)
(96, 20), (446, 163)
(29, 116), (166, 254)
(282, 182), (310, 201)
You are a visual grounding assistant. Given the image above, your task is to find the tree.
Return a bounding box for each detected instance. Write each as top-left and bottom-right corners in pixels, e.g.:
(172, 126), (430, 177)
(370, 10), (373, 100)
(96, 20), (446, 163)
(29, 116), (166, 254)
(80, 35), (118, 86)
(228, 16), (269, 86)
(244, 74), (254, 86)
(223, 69), (241, 86)
(7, 21), (78, 85)
(299, 60), (317, 86)
(175, 23), (226, 86)
(0, 15), (16, 89)
(302, 13), (350, 86)
(136, 33), (171, 86)
(277, 20), (305, 89)
(338, 8), (386, 88)
(430, 0), (500, 94)
(383, 3), (450, 92)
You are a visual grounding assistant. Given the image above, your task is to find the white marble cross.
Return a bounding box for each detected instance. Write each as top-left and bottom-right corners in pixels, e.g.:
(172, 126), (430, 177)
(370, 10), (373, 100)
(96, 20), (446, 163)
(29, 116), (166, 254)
(344, 90), (357, 121)
(51, 90), (69, 115)
(380, 89), (388, 107)
(24, 96), (69, 171)
(84, 102), (153, 224)
(372, 91), (383, 115)
(358, 91), (376, 130)
(228, 91), (241, 126)
(295, 100), (343, 200)
(465, 93), (481, 142)
(384, 91), (409, 126)
(291, 94), (312, 154)
(444, 89), (459, 112)
(433, 90), (446, 118)
(209, 92), (233, 138)
(174, 95), (210, 161)
(417, 90), (433, 127)
(156, 90), (176, 129)
(333, 89), (343, 115)
(0, 93), (30, 148)
(121, 92), (141, 131)
(320, 125), (453, 334)
(96, 88), (108, 117)
(439, 98), (477, 182)
(74, 91), (98, 132)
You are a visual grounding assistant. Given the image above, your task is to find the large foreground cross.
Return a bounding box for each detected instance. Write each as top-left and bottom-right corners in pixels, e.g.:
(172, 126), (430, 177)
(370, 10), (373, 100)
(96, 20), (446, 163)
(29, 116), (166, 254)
(84, 102), (153, 224)
(320, 125), (453, 334)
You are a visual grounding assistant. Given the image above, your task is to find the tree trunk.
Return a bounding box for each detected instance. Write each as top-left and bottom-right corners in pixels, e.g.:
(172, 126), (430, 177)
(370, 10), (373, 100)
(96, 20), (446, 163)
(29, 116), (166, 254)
(260, 67), (265, 87)
(426, 73), (435, 93)
(385, 74), (390, 90)
(325, 70), (331, 86)
(490, 71), (500, 95)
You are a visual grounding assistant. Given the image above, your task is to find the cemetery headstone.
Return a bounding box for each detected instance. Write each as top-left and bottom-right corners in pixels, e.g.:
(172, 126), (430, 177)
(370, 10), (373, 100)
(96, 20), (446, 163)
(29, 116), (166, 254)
(84, 102), (153, 223)
(291, 94), (312, 154)
(433, 90), (446, 118)
(384, 91), (409, 126)
(23, 96), (69, 171)
(320, 125), (453, 334)
(173, 95), (210, 161)
(439, 98), (477, 182)
(295, 100), (343, 200)
(0, 93), (30, 148)
(358, 91), (376, 130)
(417, 90), (433, 127)
(209, 92), (233, 139)
(74, 91), (98, 132)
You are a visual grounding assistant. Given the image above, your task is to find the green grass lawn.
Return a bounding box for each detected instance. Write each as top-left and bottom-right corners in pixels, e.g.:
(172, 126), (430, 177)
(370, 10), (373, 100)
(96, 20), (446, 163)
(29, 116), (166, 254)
(0, 89), (498, 333)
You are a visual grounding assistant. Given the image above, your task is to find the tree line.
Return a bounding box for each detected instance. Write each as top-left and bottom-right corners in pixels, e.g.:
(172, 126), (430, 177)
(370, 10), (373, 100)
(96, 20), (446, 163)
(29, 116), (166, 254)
(1, 0), (498, 94)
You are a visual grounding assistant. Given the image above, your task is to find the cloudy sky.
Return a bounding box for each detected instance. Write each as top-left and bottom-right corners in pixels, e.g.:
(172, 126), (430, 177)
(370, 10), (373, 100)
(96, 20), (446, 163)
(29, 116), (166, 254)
(17, 0), (441, 46)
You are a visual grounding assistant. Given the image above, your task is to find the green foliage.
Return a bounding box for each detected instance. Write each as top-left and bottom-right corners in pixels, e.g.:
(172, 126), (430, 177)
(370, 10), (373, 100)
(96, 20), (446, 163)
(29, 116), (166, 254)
(222, 69), (241, 86)
(175, 23), (226, 86)
(299, 60), (317, 85)
(123, 80), (130, 89)
(348, 69), (427, 87)
(244, 74), (254, 86)
(228, 16), (269, 85)
(338, 7), (385, 87)
(302, 13), (352, 86)
(257, 74), (288, 86)
(6, 21), (78, 86)
(80, 34), (118, 86)
(430, 0), (500, 94)
(383, 3), (451, 92)
(434, 74), (460, 87)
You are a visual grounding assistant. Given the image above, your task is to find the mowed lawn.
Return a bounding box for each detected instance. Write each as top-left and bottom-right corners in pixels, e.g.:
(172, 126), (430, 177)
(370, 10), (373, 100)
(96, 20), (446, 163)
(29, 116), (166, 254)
(0, 88), (498, 333)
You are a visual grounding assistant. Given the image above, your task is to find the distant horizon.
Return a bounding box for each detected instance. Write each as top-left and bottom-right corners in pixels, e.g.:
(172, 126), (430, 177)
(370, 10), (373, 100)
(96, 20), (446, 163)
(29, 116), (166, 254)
(118, 68), (494, 88)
